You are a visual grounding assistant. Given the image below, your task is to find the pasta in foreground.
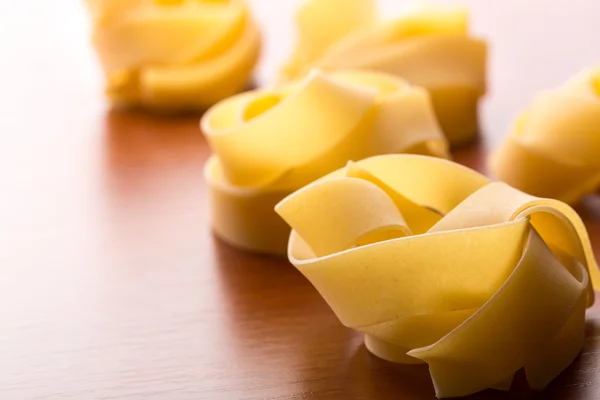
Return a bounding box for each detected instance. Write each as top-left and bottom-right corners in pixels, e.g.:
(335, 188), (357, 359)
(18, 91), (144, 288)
(203, 70), (448, 255)
(276, 154), (600, 398)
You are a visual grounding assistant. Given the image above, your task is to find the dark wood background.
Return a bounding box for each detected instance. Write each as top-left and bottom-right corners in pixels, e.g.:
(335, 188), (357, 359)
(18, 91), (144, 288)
(2, 1), (600, 399)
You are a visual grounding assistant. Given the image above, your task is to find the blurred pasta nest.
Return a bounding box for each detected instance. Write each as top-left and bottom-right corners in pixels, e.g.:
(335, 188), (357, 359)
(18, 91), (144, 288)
(86, 0), (260, 111)
(491, 66), (600, 204)
(281, 0), (487, 145)
(276, 154), (600, 398)
(202, 70), (449, 255)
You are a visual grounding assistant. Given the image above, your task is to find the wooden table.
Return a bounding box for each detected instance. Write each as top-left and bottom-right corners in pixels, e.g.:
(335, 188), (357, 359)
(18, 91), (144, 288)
(2, 1), (600, 399)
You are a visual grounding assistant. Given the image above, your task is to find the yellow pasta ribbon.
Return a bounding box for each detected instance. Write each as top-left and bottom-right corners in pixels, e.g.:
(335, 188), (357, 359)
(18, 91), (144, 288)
(490, 66), (600, 204)
(203, 70), (449, 254)
(275, 154), (600, 398)
(86, 0), (260, 111)
(281, 0), (487, 145)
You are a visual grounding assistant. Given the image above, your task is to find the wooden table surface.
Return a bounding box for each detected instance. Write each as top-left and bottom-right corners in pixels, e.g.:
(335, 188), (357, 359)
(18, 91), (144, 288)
(3, 1), (600, 399)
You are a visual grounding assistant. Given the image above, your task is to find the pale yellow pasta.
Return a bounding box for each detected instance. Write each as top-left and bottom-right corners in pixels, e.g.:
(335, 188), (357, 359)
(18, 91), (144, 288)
(86, 0), (260, 111)
(282, 0), (487, 145)
(490, 66), (600, 204)
(203, 70), (449, 254)
(275, 154), (600, 398)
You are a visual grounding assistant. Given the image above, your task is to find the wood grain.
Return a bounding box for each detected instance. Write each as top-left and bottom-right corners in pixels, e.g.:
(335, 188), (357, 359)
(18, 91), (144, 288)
(2, 1), (600, 399)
